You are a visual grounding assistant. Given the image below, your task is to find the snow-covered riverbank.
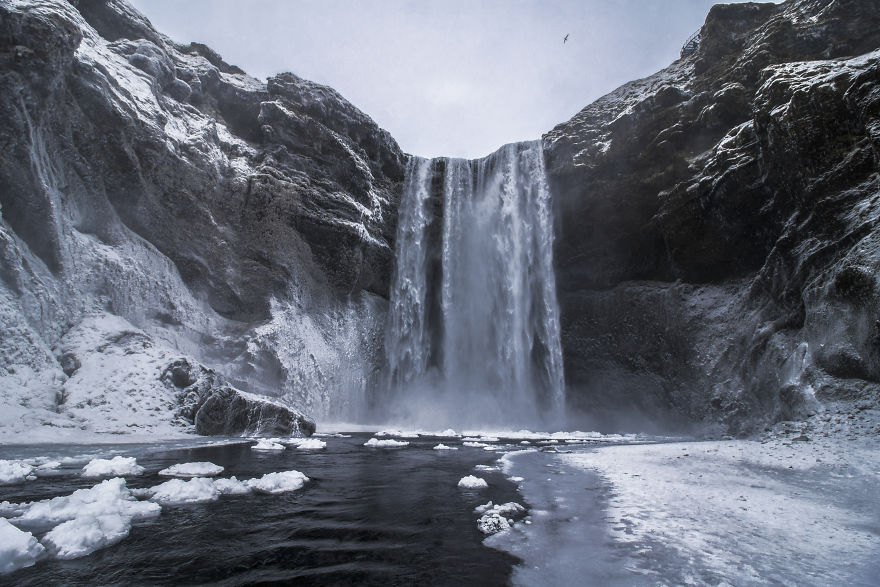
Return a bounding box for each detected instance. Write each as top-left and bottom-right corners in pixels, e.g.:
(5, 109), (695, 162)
(493, 410), (880, 586)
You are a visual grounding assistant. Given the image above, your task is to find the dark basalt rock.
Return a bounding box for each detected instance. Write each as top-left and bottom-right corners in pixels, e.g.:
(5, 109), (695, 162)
(0, 0), (397, 435)
(545, 0), (880, 433)
(161, 358), (315, 437)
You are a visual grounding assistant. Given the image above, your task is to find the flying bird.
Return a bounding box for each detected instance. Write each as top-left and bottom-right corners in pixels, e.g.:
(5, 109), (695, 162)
(563, 33), (569, 44)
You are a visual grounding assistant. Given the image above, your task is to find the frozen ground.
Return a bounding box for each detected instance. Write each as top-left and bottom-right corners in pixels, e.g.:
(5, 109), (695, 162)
(490, 408), (880, 586)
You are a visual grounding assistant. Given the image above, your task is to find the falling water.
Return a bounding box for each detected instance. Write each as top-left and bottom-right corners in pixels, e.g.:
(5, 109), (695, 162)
(384, 140), (564, 427)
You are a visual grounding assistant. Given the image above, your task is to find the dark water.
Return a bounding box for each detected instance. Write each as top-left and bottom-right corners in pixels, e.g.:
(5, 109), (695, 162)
(4, 434), (522, 586)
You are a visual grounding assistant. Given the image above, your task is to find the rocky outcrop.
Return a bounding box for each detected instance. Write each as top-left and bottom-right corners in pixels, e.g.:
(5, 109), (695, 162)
(545, 0), (880, 433)
(161, 358), (315, 437)
(0, 0), (401, 437)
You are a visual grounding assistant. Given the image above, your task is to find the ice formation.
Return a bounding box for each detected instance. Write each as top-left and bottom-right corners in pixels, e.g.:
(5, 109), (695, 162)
(245, 471), (309, 494)
(457, 475), (488, 489)
(363, 438), (409, 447)
(251, 439), (286, 451)
(0, 518), (44, 574)
(81, 456), (145, 478)
(158, 462), (225, 477)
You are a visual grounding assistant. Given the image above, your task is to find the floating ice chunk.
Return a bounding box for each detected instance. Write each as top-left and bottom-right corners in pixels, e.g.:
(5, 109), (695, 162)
(81, 456), (144, 478)
(314, 433), (350, 438)
(433, 444), (458, 451)
(475, 501), (525, 516)
(42, 514), (129, 560)
(12, 478), (159, 529)
(463, 442), (489, 448)
(435, 429), (460, 437)
(376, 430), (420, 438)
(0, 461), (34, 485)
(474, 502), (525, 534)
(287, 438), (327, 450)
(213, 476), (249, 495)
(364, 438), (409, 448)
(251, 439), (285, 451)
(158, 462), (225, 477)
(520, 441), (531, 445)
(245, 470), (309, 494)
(458, 475), (488, 489)
(0, 518), (44, 574)
(147, 477), (219, 504)
(474, 464), (498, 472)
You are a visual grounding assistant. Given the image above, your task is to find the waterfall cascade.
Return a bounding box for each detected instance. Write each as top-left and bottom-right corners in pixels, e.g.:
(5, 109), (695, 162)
(384, 140), (565, 427)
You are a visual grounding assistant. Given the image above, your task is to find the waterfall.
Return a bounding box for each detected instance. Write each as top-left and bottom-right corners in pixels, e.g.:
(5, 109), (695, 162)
(384, 140), (564, 427)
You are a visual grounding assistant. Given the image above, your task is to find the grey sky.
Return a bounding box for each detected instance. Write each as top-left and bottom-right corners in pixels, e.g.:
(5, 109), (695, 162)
(129, 0), (763, 158)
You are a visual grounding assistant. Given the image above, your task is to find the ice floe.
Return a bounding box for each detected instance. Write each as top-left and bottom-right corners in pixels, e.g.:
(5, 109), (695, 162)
(474, 501), (525, 535)
(433, 444), (458, 451)
(158, 462), (224, 477)
(286, 438), (327, 450)
(457, 475), (488, 489)
(363, 438), (409, 448)
(0, 518), (44, 574)
(147, 477), (219, 504)
(81, 456), (145, 478)
(251, 439), (285, 451)
(245, 470), (309, 494)
(0, 460), (35, 485)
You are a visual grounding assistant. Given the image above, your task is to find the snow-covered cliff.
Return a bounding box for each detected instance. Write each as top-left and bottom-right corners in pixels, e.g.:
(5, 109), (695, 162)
(0, 0), (405, 440)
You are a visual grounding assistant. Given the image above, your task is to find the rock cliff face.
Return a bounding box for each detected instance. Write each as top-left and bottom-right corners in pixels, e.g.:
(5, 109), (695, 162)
(0, 0), (404, 439)
(545, 0), (880, 433)
(2, 0), (877, 438)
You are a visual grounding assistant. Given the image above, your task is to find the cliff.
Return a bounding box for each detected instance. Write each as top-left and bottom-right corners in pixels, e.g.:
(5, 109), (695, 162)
(545, 0), (880, 433)
(0, 0), (404, 439)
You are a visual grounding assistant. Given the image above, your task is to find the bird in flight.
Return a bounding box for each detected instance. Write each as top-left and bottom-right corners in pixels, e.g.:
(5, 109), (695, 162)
(563, 33), (569, 44)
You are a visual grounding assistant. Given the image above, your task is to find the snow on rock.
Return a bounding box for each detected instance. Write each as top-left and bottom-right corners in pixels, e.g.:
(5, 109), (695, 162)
(286, 438), (327, 450)
(433, 444), (458, 451)
(81, 456), (145, 478)
(363, 438), (409, 448)
(158, 462), (224, 477)
(457, 475), (488, 489)
(0, 518), (44, 574)
(245, 471), (309, 494)
(251, 439), (285, 451)
(42, 514), (130, 560)
(147, 477), (219, 504)
(0, 460), (35, 485)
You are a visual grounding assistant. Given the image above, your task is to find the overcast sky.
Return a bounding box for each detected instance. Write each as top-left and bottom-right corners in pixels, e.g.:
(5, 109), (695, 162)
(129, 0), (761, 159)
